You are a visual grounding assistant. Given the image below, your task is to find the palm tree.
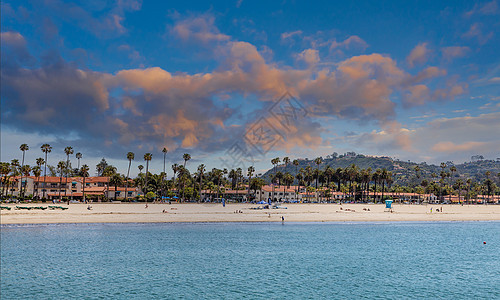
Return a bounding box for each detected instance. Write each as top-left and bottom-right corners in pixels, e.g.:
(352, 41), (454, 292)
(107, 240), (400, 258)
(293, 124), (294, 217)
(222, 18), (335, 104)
(76, 152), (82, 170)
(138, 165), (144, 174)
(34, 158), (45, 199)
(197, 164), (206, 202)
(247, 166), (255, 201)
(64, 146), (74, 199)
(57, 161), (66, 201)
(19, 144), (29, 199)
(270, 157), (280, 201)
(293, 159), (299, 199)
(80, 164), (89, 202)
(21, 165), (31, 198)
(143, 153), (152, 198)
(181, 153), (191, 201)
(162, 148), (168, 199)
(110, 174), (124, 201)
(171, 163), (179, 194)
(124, 152), (135, 202)
(32, 165), (42, 199)
(313, 157), (322, 201)
(449, 165), (457, 203)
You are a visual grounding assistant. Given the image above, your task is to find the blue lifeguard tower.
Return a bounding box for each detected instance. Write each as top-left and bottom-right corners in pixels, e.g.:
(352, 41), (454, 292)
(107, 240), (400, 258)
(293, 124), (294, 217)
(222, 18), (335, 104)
(385, 200), (393, 212)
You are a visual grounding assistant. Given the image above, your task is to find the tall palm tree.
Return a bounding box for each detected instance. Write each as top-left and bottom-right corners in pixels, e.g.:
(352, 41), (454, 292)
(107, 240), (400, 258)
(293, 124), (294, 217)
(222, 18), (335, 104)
(80, 164), (89, 202)
(247, 166), (255, 202)
(293, 159), (299, 199)
(57, 161), (66, 201)
(197, 164), (206, 202)
(125, 152), (135, 202)
(19, 144), (29, 199)
(35, 158), (45, 199)
(182, 153), (191, 201)
(162, 148), (168, 199)
(313, 157), (322, 201)
(76, 152), (82, 170)
(138, 165), (144, 174)
(449, 165), (457, 203)
(143, 153), (152, 198)
(270, 157), (280, 201)
(63, 146), (74, 199)
(21, 165), (31, 198)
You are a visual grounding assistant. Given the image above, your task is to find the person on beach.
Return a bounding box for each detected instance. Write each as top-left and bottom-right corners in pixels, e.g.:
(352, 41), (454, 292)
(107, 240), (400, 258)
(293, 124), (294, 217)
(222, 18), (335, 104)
(145, 203), (148, 209)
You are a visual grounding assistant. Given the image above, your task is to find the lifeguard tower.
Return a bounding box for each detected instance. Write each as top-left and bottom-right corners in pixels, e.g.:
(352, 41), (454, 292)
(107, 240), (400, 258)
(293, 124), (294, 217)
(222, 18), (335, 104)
(385, 200), (393, 212)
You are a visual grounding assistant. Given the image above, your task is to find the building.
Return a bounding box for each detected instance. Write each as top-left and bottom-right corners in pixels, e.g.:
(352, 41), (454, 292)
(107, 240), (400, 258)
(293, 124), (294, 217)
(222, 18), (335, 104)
(0, 176), (139, 201)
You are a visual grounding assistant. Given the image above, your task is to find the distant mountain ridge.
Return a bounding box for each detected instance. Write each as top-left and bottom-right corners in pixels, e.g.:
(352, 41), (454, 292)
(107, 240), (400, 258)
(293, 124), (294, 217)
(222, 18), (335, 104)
(261, 154), (500, 185)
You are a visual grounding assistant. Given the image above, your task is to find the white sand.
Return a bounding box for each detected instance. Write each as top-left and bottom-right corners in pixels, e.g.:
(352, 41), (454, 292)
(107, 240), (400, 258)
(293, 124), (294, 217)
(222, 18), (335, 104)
(1, 203), (499, 224)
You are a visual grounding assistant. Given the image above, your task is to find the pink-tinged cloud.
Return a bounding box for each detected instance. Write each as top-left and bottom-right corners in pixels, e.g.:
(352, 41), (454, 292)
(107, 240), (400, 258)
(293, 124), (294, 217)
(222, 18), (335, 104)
(1, 13), (471, 160)
(465, 0), (499, 17)
(462, 23), (494, 45)
(170, 14), (230, 43)
(431, 141), (488, 153)
(296, 49), (320, 65)
(441, 46), (470, 61)
(330, 35), (368, 51)
(280, 30), (303, 41)
(407, 42), (431, 68)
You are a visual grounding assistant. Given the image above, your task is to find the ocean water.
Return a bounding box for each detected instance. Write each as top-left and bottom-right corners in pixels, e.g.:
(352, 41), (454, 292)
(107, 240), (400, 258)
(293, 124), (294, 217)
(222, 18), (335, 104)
(1, 222), (499, 299)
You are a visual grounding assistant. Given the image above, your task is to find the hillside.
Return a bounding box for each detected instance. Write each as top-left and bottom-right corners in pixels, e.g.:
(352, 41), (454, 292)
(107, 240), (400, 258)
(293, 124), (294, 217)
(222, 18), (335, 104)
(261, 154), (500, 185)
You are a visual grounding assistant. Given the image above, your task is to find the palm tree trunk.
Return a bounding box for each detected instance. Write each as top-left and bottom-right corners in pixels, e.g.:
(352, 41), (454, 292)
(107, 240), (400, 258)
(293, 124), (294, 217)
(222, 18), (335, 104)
(125, 161), (131, 202)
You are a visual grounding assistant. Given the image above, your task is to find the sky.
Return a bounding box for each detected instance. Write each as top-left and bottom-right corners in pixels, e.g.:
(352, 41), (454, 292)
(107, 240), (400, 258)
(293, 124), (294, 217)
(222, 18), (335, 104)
(1, 0), (499, 177)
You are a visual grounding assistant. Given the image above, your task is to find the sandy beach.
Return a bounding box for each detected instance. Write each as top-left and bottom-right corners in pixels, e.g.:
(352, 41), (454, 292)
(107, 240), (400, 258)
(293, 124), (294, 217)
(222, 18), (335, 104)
(1, 203), (499, 224)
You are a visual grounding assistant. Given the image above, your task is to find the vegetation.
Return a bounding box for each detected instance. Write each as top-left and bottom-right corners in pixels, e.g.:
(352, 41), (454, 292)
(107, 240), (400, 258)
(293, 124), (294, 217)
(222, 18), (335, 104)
(1, 146), (499, 204)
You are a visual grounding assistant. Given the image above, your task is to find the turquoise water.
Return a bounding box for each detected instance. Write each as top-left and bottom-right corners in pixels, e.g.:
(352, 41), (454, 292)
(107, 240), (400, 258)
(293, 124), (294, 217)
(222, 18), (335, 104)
(1, 222), (499, 299)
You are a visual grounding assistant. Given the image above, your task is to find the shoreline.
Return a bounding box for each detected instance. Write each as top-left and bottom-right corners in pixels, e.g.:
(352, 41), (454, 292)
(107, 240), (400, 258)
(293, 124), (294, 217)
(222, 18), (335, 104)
(1, 203), (499, 224)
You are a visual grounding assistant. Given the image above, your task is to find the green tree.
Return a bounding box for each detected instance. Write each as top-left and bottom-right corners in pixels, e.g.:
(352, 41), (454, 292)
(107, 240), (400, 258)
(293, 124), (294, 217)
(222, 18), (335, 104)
(110, 174), (124, 201)
(80, 164), (89, 202)
(181, 154), (191, 201)
(125, 152), (135, 202)
(143, 153), (153, 197)
(19, 144), (29, 199)
(64, 146), (74, 199)
(197, 164), (206, 202)
(40, 144), (52, 199)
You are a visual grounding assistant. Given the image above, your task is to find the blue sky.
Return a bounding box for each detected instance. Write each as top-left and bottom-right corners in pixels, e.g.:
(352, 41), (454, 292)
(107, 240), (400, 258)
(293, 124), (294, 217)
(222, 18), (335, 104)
(1, 0), (499, 176)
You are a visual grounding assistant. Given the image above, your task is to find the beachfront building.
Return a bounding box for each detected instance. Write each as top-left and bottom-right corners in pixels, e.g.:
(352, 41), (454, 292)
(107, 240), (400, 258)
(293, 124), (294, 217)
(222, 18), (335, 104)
(1, 176), (139, 201)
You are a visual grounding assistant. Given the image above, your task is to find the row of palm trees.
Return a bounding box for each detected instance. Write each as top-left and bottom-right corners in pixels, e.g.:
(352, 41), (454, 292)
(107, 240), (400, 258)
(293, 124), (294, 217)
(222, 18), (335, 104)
(2, 145), (500, 203)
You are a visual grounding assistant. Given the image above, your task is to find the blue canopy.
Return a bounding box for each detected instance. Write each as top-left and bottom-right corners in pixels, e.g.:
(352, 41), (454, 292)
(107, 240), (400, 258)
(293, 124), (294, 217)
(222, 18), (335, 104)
(173, 196), (179, 199)
(257, 200), (267, 204)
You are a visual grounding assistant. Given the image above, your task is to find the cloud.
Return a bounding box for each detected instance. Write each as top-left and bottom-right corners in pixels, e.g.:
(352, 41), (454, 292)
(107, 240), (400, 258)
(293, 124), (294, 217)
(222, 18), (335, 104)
(0, 31), (35, 65)
(432, 141), (488, 153)
(407, 42), (431, 68)
(296, 49), (320, 65)
(441, 46), (470, 61)
(280, 30), (303, 43)
(347, 112), (500, 163)
(330, 35), (368, 51)
(465, 0), (499, 17)
(462, 23), (494, 45)
(170, 14), (230, 44)
(1, 14), (469, 161)
(40, 0), (142, 37)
